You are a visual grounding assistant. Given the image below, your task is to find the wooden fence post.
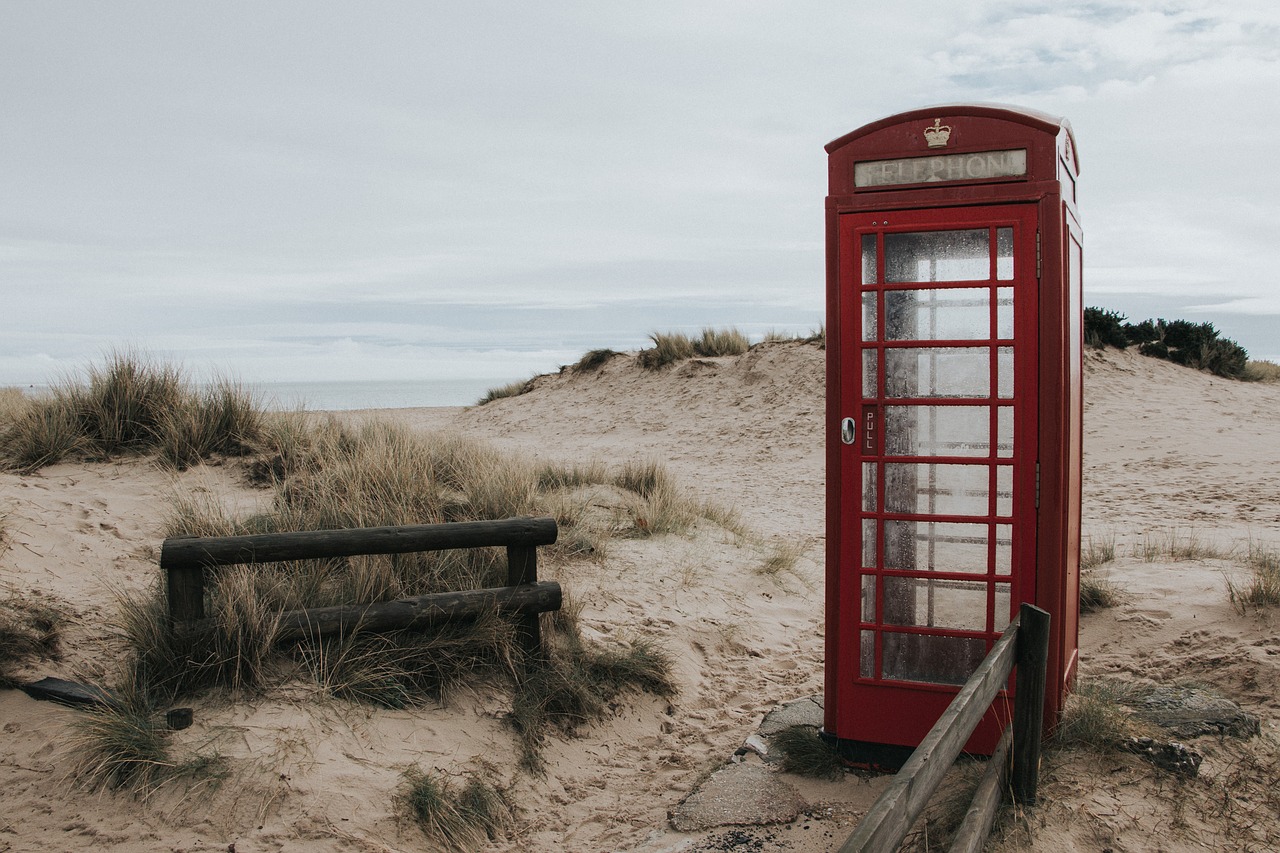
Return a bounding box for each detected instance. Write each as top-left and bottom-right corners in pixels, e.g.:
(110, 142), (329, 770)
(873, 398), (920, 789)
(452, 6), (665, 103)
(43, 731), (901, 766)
(507, 545), (542, 660)
(1011, 603), (1051, 805)
(165, 564), (205, 624)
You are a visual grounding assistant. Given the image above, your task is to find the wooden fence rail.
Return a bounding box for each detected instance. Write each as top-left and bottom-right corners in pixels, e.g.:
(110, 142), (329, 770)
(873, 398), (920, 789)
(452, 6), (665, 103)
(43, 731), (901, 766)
(160, 516), (560, 658)
(839, 603), (1051, 853)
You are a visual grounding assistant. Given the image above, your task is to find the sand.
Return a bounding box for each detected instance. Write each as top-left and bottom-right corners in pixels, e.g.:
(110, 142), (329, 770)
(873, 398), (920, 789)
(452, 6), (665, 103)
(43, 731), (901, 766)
(1, 341), (1278, 851)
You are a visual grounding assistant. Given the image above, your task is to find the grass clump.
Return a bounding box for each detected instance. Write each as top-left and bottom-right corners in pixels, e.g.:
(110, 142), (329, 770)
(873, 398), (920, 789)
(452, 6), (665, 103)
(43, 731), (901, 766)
(1080, 534), (1116, 570)
(1131, 529), (1225, 563)
(1227, 540), (1280, 612)
(399, 767), (514, 851)
(571, 349), (620, 373)
(693, 327), (749, 357)
(69, 697), (174, 791)
(509, 601), (676, 773)
(477, 378), (532, 406)
(772, 725), (844, 779)
(0, 590), (64, 687)
(636, 327), (752, 370)
(637, 331), (696, 370)
(1053, 679), (1154, 751)
(0, 352), (263, 473)
(1079, 574), (1123, 613)
(1243, 359), (1280, 382)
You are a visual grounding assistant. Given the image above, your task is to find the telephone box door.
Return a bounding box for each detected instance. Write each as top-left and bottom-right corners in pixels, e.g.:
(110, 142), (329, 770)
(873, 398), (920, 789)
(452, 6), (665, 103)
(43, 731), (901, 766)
(836, 203), (1039, 753)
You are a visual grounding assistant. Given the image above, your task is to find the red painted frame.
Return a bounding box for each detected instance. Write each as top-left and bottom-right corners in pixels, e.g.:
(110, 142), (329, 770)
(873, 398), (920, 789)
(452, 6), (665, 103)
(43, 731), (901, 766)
(823, 105), (1082, 763)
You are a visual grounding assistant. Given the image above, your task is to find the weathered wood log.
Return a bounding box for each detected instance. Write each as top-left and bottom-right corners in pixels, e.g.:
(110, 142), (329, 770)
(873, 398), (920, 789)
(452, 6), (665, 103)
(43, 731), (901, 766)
(1012, 603), (1051, 805)
(948, 724), (1012, 853)
(270, 581), (562, 642)
(21, 676), (121, 710)
(839, 613), (1021, 853)
(160, 517), (558, 570)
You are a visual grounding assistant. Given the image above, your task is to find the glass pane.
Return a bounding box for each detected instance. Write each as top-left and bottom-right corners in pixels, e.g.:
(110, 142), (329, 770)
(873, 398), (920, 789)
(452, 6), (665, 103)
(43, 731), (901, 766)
(883, 578), (993, 631)
(862, 234), (878, 284)
(862, 462), (877, 512)
(996, 465), (1013, 517)
(884, 519), (990, 574)
(862, 290), (877, 341)
(882, 632), (986, 685)
(997, 347), (1014, 398)
(994, 583), (1012, 631)
(996, 287), (1013, 339)
(885, 287), (990, 341)
(885, 348), (989, 398)
(885, 462), (991, 516)
(995, 524), (1012, 575)
(996, 227), (1013, 280)
(861, 519), (877, 568)
(884, 229), (990, 282)
(862, 349), (878, 398)
(860, 629), (875, 678)
(997, 406), (1013, 457)
(861, 575), (876, 622)
(885, 405), (990, 457)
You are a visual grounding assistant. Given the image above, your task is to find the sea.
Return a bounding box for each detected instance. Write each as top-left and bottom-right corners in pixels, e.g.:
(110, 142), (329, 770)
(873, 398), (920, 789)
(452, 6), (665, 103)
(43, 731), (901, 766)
(14, 378), (504, 412)
(244, 378), (499, 411)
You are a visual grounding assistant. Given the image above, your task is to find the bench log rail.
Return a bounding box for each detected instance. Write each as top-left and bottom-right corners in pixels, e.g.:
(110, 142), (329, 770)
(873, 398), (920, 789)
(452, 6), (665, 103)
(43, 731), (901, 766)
(160, 516), (560, 659)
(839, 603), (1052, 853)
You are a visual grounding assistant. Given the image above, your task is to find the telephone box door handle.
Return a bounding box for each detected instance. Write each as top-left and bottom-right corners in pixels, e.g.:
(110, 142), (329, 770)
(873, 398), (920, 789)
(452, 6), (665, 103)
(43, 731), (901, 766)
(841, 417), (856, 445)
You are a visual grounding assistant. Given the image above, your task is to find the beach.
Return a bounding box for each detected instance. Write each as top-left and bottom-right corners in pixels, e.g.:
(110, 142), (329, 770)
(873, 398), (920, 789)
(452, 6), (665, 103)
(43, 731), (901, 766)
(2, 341), (1278, 852)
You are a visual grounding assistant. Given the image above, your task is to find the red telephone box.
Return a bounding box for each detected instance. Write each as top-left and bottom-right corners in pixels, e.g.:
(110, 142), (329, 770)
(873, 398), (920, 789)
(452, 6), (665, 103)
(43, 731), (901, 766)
(822, 105), (1082, 767)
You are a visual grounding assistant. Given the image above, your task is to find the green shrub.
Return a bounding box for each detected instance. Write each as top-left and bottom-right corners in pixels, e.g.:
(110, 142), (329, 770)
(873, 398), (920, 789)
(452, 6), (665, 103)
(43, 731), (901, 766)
(1084, 309), (1250, 379)
(1083, 307), (1130, 349)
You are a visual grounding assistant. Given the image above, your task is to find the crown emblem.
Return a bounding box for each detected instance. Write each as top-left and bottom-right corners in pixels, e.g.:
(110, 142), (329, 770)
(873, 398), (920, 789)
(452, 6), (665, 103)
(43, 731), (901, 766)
(923, 118), (952, 148)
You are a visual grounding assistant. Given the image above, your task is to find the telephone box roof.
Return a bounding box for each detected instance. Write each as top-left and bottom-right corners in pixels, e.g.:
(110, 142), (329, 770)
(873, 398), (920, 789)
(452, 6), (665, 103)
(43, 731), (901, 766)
(826, 103), (1077, 171)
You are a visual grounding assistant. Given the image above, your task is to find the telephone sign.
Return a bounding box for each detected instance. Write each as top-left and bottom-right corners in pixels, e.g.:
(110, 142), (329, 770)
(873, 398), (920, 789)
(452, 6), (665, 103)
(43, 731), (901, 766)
(822, 105), (1083, 768)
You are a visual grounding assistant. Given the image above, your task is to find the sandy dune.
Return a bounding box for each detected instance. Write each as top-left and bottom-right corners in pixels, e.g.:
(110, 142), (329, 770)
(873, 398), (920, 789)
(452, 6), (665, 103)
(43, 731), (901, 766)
(2, 342), (1277, 851)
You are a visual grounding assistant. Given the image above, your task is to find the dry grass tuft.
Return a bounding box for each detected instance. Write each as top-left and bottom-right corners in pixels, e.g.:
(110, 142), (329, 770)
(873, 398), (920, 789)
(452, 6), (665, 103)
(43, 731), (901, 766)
(0, 352), (266, 473)
(772, 725), (844, 779)
(571, 349), (620, 373)
(1053, 679), (1155, 751)
(0, 589), (64, 686)
(755, 537), (810, 577)
(509, 600), (676, 773)
(1243, 359), (1280, 382)
(477, 378), (533, 406)
(1131, 529), (1226, 563)
(1227, 540), (1280, 612)
(1079, 573), (1124, 613)
(399, 767), (515, 851)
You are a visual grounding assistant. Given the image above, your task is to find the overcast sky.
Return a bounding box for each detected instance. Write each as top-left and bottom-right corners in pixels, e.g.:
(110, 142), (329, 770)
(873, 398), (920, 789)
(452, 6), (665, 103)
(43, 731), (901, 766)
(4, 1), (1279, 389)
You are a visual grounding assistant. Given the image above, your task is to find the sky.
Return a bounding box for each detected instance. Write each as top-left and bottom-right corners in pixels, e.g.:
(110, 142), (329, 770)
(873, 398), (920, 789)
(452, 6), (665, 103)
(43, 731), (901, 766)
(4, 1), (1280, 391)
